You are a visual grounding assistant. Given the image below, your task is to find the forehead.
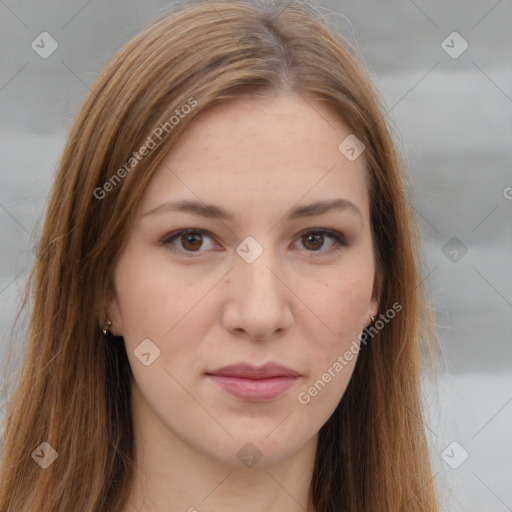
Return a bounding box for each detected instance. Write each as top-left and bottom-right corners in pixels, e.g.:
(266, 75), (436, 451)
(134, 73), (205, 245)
(139, 94), (370, 225)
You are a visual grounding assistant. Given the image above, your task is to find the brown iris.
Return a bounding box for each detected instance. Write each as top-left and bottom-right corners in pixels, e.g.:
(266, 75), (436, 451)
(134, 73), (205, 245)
(181, 233), (203, 251)
(302, 233), (324, 251)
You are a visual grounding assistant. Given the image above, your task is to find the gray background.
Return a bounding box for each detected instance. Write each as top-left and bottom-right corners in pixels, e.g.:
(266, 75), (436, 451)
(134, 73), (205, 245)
(1, 1), (511, 510)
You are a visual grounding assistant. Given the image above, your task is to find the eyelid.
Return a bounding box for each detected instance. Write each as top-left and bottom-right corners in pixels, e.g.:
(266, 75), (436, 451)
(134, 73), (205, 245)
(160, 227), (348, 257)
(160, 228), (220, 255)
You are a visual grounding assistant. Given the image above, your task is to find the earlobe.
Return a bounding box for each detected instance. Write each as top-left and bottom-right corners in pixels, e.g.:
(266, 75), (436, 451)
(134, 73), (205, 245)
(366, 297), (379, 329)
(104, 284), (123, 337)
(369, 297), (379, 321)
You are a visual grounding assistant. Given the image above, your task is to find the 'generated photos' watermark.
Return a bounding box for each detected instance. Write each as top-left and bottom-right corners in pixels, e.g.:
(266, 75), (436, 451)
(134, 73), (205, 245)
(94, 97), (198, 200)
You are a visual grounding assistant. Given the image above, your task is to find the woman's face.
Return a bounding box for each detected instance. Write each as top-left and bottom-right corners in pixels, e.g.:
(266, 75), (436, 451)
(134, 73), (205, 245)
(108, 93), (379, 467)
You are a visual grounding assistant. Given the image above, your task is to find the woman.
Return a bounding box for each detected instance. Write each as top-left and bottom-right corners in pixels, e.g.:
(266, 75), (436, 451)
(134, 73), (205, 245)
(0, 1), (440, 510)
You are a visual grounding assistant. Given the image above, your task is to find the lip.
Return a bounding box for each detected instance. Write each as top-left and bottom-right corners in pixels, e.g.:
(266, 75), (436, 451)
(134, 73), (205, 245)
(205, 363), (301, 401)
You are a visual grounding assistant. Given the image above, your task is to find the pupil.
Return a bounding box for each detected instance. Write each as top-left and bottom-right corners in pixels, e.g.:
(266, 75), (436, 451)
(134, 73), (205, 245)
(183, 233), (202, 251)
(305, 234), (322, 250)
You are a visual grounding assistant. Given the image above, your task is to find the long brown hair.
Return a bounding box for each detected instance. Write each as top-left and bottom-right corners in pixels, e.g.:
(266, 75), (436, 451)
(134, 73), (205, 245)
(0, 1), (440, 510)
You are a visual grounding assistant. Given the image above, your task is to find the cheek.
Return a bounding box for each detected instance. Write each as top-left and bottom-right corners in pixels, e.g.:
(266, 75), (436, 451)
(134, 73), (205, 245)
(113, 250), (218, 378)
(113, 250), (186, 341)
(295, 271), (370, 418)
(303, 262), (373, 342)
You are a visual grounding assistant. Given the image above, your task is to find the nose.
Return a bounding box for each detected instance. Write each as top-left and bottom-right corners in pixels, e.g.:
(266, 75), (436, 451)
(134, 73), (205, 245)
(221, 246), (293, 341)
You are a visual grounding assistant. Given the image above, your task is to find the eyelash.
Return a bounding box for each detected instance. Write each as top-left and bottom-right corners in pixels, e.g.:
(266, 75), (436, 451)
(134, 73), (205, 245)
(160, 228), (348, 258)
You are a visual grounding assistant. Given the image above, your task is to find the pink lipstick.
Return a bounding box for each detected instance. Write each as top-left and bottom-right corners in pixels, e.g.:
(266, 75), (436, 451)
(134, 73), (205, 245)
(206, 363), (301, 401)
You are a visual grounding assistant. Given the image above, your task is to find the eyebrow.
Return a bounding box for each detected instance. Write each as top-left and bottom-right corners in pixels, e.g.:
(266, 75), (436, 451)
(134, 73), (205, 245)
(142, 198), (363, 221)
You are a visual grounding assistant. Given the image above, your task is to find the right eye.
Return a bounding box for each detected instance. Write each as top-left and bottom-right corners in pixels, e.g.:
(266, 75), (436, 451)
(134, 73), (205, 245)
(160, 228), (220, 256)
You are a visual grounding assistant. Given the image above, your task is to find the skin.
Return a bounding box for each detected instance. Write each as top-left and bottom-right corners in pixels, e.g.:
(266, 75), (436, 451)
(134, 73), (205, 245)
(107, 93), (379, 512)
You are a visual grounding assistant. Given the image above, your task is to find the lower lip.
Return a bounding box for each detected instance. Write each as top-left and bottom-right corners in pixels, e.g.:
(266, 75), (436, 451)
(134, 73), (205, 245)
(207, 375), (299, 401)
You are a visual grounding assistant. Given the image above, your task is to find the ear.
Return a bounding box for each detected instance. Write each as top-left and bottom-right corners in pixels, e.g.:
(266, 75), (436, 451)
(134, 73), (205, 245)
(368, 296), (379, 326)
(103, 282), (124, 337)
(367, 267), (382, 326)
(364, 275), (381, 330)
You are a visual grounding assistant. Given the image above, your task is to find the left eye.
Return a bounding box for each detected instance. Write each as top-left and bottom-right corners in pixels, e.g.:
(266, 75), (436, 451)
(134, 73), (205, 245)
(160, 228), (347, 256)
(293, 229), (347, 254)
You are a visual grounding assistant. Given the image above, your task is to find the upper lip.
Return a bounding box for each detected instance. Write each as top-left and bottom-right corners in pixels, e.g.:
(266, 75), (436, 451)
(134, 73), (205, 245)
(206, 363), (301, 379)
